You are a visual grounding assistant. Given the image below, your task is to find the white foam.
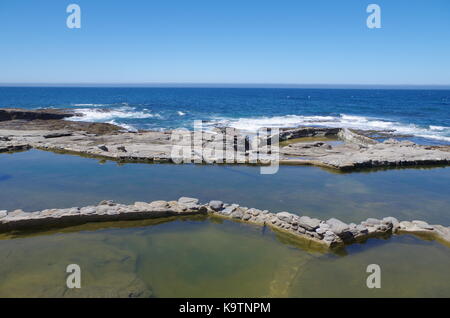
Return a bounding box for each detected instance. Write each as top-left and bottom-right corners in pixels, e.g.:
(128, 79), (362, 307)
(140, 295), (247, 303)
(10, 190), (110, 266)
(106, 120), (138, 132)
(177, 111), (186, 116)
(205, 114), (450, 143)
(430, 125), (447, 131)
(68, 107), (159, 122)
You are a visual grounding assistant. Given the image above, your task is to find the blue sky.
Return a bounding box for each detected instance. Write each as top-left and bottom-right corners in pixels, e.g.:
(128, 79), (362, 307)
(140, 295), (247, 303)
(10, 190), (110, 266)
(1, 0), (450, 85)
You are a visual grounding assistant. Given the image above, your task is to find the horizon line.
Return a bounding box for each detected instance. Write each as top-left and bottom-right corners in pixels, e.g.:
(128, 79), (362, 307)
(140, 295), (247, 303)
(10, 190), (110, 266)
(1, 82), (450, 89)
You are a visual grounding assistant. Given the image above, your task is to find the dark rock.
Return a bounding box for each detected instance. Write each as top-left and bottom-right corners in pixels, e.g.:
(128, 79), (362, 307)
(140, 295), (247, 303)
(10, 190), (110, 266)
(98, 144), (109, 152)
(0, 108), (74, 121)
(43, 132), (73, 139)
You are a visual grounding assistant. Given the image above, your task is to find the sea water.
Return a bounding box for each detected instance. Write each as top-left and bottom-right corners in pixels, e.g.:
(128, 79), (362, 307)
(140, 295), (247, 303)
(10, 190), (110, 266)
(1, 87), (449, 144)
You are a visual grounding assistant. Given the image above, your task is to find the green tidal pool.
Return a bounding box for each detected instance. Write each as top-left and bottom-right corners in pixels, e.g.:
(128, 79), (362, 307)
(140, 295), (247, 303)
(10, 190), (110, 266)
(0, 218), (449, 297)
(0, 150), (449, 297)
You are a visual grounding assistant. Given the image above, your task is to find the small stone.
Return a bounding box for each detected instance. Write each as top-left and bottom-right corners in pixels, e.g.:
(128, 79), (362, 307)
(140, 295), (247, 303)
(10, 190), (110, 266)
(178, 197), (199, 209)
(323, 231), (337, 242)
(209, 200), (224, 211)
(248, 208), (261, 216)
(148, 200), (169, 210)
(231, 209), (244, 219)
(316, 227), (327, 235)
(356, 224), (369, 234)
(326, 218), (350, 235)
(276, 212), (294, 223)
(297, 227), (306, 234)
(221, 204), (239, 215)
(298, 216), (321, 231)
(382, 216), (399, 229)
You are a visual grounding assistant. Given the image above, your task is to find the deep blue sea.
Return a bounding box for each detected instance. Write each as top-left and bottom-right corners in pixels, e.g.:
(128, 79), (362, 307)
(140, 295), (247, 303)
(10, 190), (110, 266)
(0, 87), (449, 144)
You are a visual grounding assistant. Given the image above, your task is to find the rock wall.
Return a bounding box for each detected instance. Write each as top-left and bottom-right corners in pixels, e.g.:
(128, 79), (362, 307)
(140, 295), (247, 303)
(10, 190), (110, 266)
(1, 198), (449, 250)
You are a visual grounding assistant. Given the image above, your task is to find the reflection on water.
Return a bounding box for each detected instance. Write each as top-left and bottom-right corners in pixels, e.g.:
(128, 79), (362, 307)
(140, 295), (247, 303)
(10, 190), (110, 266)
(0, 218), (449, 298)
(0, 150), (449, 224)
(0, 150), (449, 297)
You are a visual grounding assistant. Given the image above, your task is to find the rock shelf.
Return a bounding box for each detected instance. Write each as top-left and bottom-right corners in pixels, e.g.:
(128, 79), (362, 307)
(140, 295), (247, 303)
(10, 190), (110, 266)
(1, 198), (449, 250)
(1, 108), (450, 171)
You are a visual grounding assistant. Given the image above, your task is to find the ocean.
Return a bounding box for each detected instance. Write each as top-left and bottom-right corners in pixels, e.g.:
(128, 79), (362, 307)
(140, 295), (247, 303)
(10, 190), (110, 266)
(0, 87), (449, 144)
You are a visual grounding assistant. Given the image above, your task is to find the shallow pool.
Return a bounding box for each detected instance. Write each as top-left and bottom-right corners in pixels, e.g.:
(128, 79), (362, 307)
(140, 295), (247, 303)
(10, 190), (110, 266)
(0, 150), (449, 297)
(0, 217), (449, 297)
(1, 150), (449, 224)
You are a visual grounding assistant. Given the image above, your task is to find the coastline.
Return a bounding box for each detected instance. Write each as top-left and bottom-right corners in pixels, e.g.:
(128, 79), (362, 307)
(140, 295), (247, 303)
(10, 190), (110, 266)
(1, 108), (450, 172)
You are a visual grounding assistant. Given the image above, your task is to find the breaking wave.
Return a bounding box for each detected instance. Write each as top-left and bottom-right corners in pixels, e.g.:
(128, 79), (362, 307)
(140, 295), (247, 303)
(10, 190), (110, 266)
(205, 114), (450, 142)
(68, 107), (160, 122)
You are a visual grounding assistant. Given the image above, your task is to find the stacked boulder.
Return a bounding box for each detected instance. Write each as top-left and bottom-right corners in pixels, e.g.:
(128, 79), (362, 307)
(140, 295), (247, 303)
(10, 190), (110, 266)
(1, 197), (449, 249)
(209, 202), (405, 247)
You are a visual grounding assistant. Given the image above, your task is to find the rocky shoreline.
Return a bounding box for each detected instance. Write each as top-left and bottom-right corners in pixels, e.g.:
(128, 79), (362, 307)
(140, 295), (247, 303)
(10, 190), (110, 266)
(1, 198), (449, 250)
(1, 108), (450, 171)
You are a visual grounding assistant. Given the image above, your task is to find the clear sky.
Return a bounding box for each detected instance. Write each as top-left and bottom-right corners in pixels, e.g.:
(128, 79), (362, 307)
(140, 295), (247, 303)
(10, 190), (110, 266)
(1, 0), (450, 85)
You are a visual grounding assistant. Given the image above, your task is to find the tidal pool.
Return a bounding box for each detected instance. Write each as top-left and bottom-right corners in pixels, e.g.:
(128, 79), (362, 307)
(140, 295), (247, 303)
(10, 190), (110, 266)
(1, 149), (449, 224)
(0, 218), (449, 297)
(0, 150), (449, 297)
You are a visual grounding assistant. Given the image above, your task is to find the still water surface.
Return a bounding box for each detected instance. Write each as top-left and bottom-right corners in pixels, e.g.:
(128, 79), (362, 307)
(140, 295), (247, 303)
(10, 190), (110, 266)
(0, 150), (449, 297)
